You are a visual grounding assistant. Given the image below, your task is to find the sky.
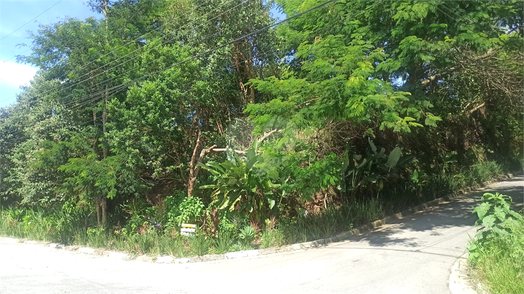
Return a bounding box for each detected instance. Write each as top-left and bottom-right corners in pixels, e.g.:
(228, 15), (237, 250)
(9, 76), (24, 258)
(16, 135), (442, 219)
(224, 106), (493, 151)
(0, 0), (100, 108)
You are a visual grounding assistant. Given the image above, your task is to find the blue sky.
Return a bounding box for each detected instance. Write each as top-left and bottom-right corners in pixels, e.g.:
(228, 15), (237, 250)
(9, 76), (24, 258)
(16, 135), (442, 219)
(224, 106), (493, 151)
(0, 0), (100, 108)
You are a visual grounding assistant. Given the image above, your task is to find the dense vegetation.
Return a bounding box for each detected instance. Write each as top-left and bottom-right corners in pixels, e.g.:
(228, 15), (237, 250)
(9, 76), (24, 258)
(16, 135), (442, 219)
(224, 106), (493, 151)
(0, 0), (522, 255)
(468, 193), (524, 294)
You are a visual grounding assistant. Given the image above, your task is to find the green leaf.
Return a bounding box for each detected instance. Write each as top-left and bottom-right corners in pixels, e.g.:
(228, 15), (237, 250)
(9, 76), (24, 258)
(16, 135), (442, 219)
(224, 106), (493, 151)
(269, 199), (276, 209)
(491, 226), (508, 237)
(493, 206), (506, 222)
(473, 202), (491, 220)
(386, 147), (401, 168)
(396, 155), (415, 168)
(411, 169), (419, 183)
(482, 215), (496, 229)
(218, 195), (230, 210)
(230, 195), (242, 212)
(267, 169), (279, 180)
(508, 210), (524, 221)
(467, 243), (477, 251)
(368, 138), (377, 154)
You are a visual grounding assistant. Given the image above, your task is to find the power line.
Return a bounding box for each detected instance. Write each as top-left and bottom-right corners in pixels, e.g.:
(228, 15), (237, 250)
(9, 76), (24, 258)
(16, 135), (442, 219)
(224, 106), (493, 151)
(53, 0), (253, 110)
(1, 0), (207, 65)
(0, 0), (63, 42)
(1, 48), (32, 64)
(0, 1), (241, 107)
(49, 0), (211, 89)
(2, 43), (283, 140)
(69, 44), (284, 112)
(0, 1), (209, 106)
(1, 0), (339, 140)
(66, 0), (253, 99)
(1, 0), (251, 107)
(81, 0), (340, 105)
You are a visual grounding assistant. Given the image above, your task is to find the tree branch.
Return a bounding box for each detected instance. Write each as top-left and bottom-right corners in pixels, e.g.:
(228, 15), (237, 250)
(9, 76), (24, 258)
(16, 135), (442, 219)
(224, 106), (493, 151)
(210, 148), (246, 155)
(468, 102), (486, 114)
(257, 129), (280, 144)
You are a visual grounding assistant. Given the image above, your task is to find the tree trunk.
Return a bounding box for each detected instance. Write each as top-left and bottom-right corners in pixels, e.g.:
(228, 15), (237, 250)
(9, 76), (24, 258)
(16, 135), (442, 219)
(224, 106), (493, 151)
(101, 197), (107, 227)
(187, 129), (202, 197)
(95, 197), (101, 227)
(246, 42), (255, 104)
(232, 43), (247, 106)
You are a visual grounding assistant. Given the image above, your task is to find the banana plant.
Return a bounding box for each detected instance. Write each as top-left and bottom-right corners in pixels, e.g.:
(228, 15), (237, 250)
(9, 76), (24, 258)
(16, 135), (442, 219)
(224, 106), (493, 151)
(341, 138), (414, 199)
(199, 140), (280, 227)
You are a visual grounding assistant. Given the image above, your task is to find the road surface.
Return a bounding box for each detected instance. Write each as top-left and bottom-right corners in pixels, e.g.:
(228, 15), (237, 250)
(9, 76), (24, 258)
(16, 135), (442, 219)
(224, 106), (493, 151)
(0, 175), (522, 294)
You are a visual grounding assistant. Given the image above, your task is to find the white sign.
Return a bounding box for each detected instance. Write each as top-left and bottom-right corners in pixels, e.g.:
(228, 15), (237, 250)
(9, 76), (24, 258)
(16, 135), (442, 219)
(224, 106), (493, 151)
(180, 223), (196, 236)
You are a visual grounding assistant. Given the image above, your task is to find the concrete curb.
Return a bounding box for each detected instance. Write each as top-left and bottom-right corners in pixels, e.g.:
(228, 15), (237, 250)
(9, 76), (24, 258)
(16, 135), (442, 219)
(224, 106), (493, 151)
(0, 173), (514, 267)
(449, 253), (477, 294)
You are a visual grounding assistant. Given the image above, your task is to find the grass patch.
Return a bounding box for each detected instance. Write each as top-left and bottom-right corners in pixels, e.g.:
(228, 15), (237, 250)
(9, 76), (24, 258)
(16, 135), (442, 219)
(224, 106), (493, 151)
(381, 160), (506, 214)
(469, 219), (524, 294)
(278, 197), (384, 244)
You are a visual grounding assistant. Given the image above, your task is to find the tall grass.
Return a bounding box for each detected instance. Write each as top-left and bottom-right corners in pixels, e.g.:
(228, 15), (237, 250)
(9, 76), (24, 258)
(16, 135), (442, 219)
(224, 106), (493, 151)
(381, 160), (505, 214)
(279, 197), (384, 244)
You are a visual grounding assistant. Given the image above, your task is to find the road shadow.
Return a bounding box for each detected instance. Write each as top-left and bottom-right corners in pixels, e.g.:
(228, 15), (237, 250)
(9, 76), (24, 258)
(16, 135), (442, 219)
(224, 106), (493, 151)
(345, 176), (523, 248)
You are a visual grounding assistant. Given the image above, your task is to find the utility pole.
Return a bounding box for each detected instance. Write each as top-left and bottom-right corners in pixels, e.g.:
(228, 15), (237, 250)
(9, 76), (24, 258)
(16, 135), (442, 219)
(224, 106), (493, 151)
(0, 116), (3, 210)
(0, 162), (2, 210)
(0, 148), (3, 211)
(100, 0), (110, 227)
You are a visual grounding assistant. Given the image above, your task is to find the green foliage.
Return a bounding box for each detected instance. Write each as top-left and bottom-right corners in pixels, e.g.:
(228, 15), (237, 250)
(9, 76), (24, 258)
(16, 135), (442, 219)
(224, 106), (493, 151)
(175, 197), (204, 226)
(247, 34), (432, 135)
(238, 225), (257, 246)
(468, 193), (524, 294)
(342, 138), (413, 198)
(469, 193), (523, 260)
(86, 227), (107, 248)
(200, 142), (280, 226)
(0, 0), (522, 262)
(277, 197), (384, 244)
(215, 230), (236, 254)
(260, 227), (285, 249)
(189, 234), (212, 256)
(470, 161), (503, 184)
(0, 206), (89, 244)
(59, 153), (120, 201)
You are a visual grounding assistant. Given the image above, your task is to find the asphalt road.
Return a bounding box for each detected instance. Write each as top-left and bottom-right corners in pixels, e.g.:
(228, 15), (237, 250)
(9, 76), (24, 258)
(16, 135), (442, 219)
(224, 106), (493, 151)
(0, 175), (522, 294)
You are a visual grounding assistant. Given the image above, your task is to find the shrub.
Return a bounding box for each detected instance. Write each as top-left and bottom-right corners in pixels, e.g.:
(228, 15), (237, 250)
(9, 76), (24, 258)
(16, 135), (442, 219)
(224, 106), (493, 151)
(468, 192), (524, 294)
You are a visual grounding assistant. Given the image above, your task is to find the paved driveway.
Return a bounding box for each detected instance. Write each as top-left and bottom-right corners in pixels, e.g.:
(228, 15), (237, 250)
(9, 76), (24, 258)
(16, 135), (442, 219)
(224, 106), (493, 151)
(0, 175), (522, 294)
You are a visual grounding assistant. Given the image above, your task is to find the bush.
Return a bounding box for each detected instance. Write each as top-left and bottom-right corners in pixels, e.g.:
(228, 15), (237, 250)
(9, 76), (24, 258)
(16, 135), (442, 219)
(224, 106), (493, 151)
(238, 225), (256, 246)
(164, 193), (204, 229)
(468, 193), (524, 294)
(260, 228), (285, 248)
(470, 161), (502, 184)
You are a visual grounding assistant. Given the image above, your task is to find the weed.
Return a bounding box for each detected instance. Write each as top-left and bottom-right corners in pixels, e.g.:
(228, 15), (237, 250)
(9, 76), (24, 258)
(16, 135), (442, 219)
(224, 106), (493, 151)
(86, 227), (107, 248)
(260, 228), (285, 248)
(215, 230), (236, 254)
(468, 193), (524, 294)
(189, 234), (212, 256)
(238, 225), (256, 246)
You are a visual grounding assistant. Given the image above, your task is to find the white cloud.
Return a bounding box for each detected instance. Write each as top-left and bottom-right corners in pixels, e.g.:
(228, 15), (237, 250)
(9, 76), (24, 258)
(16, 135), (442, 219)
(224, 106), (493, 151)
(0, 61), (37, 87)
